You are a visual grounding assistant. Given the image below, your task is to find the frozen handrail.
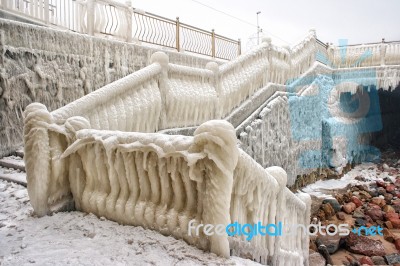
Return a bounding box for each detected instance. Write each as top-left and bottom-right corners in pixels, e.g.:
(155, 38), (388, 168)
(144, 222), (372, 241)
(23, 114), (310, 264)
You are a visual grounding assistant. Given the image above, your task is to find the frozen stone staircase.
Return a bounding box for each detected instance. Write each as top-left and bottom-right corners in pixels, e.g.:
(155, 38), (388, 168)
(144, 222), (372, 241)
(0, 155), (26, 186)
(0, 148), (26, 186)
(19, 30), (400, 265)
(0, 155), (25, 171)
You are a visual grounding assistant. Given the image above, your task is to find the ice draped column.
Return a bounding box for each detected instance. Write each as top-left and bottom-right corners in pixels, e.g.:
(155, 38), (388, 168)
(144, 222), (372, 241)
(24, 103), (53, 216)
(297, 192), (311, 266)
(380, 40), (387, 66)
(205, 61), (221, 118)
(24, 104), (86, 217)
(188, 120), (239, 258)
(151, 51), (169, 129)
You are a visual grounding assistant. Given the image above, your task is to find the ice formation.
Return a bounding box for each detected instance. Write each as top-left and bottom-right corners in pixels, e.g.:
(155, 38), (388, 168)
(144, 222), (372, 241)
(24, 105), (310, 263)
(20, 23), (400, 265)
(0, 18), (215, 157)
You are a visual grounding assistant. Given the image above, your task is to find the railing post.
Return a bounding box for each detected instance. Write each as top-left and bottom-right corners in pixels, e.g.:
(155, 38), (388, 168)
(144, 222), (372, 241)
(176, 17), (180, 52)
(211, 29), (215, 58)
(150, 52), (169, 129)
(238, 39), (241, 56)
(1, 0), (8, 9)
(44, 0), (49, 24)
(380, 38), (387, 66)
(87, 0), (95, 36)
(125, 0), (133, 42)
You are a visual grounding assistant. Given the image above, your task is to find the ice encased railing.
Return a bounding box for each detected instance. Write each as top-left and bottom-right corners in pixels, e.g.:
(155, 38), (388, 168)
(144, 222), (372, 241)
(24, 114), (310, 264)
(23, 31), (400, 265)
(327, 41), (400, 68)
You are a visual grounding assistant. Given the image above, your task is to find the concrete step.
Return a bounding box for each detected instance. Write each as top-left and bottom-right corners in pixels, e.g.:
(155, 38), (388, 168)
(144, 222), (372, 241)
(15, 148), (24, 158)
(0, 168), (27, 187)
(0, 157), (25, 172)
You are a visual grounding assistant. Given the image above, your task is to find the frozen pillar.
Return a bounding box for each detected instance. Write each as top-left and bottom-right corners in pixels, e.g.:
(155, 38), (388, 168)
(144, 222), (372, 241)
(189, 120), (239, 258)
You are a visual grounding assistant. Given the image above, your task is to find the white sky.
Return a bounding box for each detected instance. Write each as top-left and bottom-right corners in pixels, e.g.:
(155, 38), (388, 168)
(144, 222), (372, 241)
(130, 0), (400, 50)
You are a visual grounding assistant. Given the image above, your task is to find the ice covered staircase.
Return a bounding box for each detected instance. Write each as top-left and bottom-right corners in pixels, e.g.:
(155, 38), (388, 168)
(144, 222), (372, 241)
(22, 31), (400, 264)
(22, 34), (318, 265)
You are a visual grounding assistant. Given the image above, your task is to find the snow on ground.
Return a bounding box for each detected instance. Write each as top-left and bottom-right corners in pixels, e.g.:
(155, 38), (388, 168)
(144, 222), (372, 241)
(301, 162), (393, 198)
(0, 180), (260, 266)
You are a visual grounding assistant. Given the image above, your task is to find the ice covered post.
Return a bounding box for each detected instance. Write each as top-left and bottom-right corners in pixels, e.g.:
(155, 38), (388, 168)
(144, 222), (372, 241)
(125, 0), (133, 42)
(380, 38), (387, 66)
(150, 51), (169, 129)
(86, 0), (95, 36)
(24, 103), (81, 217)
(263, 37), (272, 82)
(188, 120), (239, 258)
(206, 61), (220, 105)
(297, 193), (311, 266)
(23, 103), (54, 216)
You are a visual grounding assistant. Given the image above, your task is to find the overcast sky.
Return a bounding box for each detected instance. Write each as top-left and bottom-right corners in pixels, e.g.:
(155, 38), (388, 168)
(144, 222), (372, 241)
(131, 0), (400, 50)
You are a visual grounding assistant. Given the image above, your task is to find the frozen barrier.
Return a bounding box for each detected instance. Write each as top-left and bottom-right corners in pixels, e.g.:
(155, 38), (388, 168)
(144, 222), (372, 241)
(22, 29), (399, 264)
(43, 30), (319, 134)
(327, 41), (400, 68)
(24, 116), (310, 264)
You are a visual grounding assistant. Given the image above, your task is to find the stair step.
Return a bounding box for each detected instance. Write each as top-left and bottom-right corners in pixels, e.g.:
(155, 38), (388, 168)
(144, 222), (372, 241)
(0, 171), (27, 187)
(15, 148), (24, 158)
(0, 157), (26, 172)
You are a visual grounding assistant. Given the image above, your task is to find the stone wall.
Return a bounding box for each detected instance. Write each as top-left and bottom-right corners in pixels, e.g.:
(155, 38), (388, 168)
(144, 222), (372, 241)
(0, 18), (216, 156)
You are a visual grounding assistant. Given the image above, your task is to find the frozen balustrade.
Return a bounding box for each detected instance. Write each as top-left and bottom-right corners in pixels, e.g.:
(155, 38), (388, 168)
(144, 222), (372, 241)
(22, 30), (400, 265)
(24, 111), (310, 264)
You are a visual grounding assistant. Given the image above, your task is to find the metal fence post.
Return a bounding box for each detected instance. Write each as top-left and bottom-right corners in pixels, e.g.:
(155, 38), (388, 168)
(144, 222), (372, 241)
(211, 29), (215, 58)
(125, 0), (133, 42)
(176, 17), (180, 52)
(238, 39), (241, 56)
(44, 0), (49, 24)
(87, 0), (95, 36)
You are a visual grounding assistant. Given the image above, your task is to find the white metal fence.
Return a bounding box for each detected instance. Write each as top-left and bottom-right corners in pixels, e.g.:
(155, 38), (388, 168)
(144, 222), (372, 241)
(0, 0), (240, 60)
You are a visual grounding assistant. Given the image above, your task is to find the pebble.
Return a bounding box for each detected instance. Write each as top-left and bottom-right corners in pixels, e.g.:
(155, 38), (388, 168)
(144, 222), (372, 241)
(359, 256), (374, 265)
(343, 202), (356, 214)
(371, 256), (386, 265)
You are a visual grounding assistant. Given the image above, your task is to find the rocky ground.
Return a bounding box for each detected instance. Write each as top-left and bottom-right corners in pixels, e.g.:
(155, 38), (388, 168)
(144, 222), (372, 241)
(307, 150), (400, 266)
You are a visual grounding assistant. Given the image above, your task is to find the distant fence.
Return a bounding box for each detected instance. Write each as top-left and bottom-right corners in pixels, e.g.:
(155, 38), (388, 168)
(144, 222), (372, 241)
(0, 0), (241, 60)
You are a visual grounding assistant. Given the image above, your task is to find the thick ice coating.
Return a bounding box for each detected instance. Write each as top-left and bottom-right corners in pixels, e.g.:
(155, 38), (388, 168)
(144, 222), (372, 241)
(23, 29), (400, 264)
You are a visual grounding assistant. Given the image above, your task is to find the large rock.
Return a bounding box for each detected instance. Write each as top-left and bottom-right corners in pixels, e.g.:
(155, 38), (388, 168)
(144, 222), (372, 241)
(376, 180), (386, 188)
(383, 228), (395, 243)
(385, 253), (400, 264)
(322, 198), (341, 212)
(366, 208), (384, 221)
(383, 205), (395, 213)
(345, 233), (385, 256)
(395, 238), (400, 252)
(371, 197), (386, 207)
(336, 211), (346, 220)
(359, 190), (372, 199)
(385, 212), (399, 220)
(343, 202), (356, 214)
(371, 256), (386, 265)
(321, 203), (335, 219)
(390, 218), (400, 229)
(316, 234), (342, 254)
(359, 256), (374, 265)
(351, 196), (363, 208)
(353, 207), (365, 219)
(386, 184), (396, 193)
